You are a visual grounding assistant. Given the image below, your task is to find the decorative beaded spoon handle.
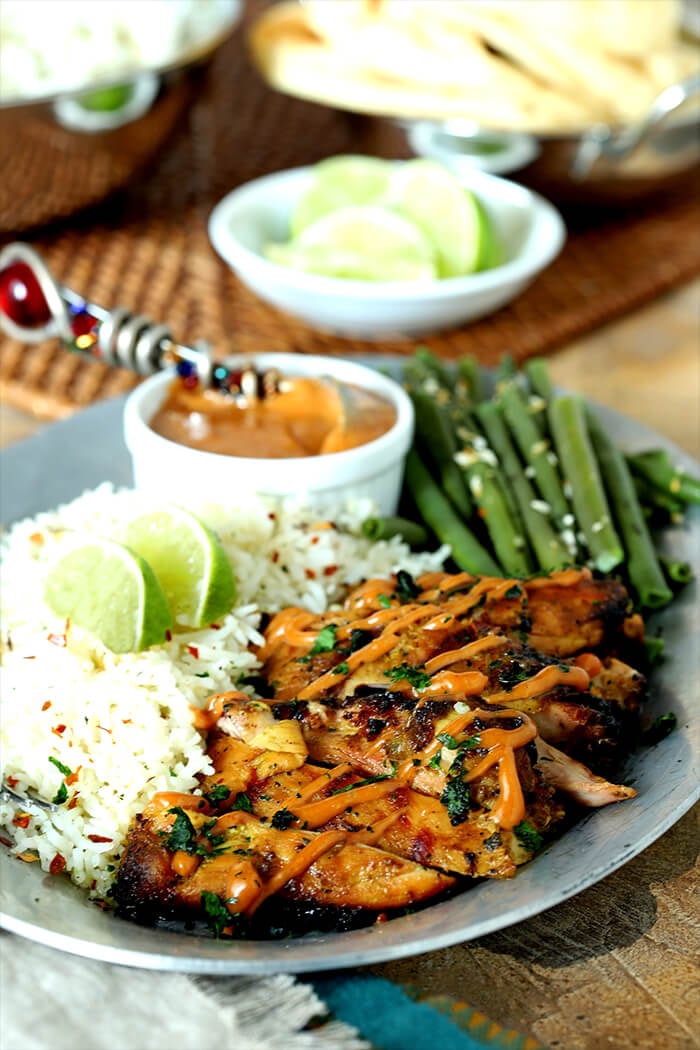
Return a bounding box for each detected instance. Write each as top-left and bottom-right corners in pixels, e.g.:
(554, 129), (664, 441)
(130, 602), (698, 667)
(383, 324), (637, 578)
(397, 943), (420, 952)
(0, 242), (272, 398)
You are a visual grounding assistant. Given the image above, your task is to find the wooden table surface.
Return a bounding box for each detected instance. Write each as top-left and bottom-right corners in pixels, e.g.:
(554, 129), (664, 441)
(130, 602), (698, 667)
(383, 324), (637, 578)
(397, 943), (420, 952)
(1, 281), (698, 1050)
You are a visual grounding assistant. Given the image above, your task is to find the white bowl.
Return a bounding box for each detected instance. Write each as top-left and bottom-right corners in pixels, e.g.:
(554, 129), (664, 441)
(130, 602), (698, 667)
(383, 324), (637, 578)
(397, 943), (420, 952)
(123, 352), (414, 514)
(208, 165), (566, 339)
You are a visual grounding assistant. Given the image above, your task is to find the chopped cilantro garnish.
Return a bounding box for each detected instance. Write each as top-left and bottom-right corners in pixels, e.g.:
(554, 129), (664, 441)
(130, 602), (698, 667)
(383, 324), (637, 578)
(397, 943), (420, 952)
(204, 784), (231, 806)
(310, 624), (338, 656)
(232, 792), (253, 813)
(331, 773), (392, 795)
(333, 661), (350, 675)
(52, 782), (68, 805)
(201, 890), (232, 937)
(48, 756), (72, 777)
(514, 820), (543, 852)
(395, 570), (420, 603)
(440, 778), (471, 826)
(642, 712), (677, 746)
(427, 749), (443, 770)
(436, 732), (460, 750)
(167, 807), (197, 853)
(271, 808), (295, 830)
(378, 594), (392, 608)
(385, 663), (432, 690)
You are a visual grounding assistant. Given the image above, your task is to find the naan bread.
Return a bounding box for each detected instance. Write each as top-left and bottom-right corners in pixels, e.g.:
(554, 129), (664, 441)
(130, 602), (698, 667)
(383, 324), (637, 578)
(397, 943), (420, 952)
(249, 0), (699, 133)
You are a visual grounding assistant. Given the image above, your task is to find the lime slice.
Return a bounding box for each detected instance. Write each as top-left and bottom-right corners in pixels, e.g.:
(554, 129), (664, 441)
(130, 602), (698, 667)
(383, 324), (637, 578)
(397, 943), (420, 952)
(291, 156), (391, 237)
(267, 205), (437, 282)
(473, 196), (503, 272)
(387, 160), (494, 278)
(45, 538), (173, 653)
(126, 507), (236, 628)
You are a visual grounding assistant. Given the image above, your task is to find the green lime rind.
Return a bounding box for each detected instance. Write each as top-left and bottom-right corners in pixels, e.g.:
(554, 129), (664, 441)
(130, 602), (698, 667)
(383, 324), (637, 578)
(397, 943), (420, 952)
(291, 155), (392, 237)
(126, 507), (237, 628)
(44, 539), (173, 654)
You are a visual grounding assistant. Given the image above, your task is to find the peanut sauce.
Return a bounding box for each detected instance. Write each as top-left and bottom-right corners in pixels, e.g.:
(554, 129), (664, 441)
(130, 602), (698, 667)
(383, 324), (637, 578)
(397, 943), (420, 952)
(149, 376), (396, 459)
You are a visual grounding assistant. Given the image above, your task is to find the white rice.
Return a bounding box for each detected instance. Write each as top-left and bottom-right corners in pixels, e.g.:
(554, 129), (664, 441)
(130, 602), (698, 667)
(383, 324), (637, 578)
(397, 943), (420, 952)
(0, 485), (447, 898)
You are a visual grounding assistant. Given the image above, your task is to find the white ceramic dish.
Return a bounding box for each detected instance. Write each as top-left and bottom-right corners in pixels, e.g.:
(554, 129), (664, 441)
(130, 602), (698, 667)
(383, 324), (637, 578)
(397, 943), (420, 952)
(208, 166), (566, 339)
(123, 353), (414, 514)
(0, 361), (698, 975)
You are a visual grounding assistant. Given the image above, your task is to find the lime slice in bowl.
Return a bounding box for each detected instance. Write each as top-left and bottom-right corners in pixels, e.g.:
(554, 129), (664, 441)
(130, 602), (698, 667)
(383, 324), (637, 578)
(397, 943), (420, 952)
(45, 538), (173, 653)
(267, 205), (438, 282)
(126, 506), (236, 628)
(387, 159), (498, 277)
(291, 155), (391, 237)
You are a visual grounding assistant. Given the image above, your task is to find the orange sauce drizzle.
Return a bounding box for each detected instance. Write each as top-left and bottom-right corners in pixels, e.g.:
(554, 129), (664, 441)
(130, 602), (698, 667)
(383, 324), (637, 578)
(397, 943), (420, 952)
(291, 778), (403, 828)
(485, 664), (590, 705)
(574, 652), (604, 678)
(245, 830), (348, 916)
(424, 635), (508, 674)
(151, 792), (210, 812)
(420, 670), (489, 698)
(171, 850), (201, 878)
(225, 860), (262, 914)
(294, 764), (355, 803)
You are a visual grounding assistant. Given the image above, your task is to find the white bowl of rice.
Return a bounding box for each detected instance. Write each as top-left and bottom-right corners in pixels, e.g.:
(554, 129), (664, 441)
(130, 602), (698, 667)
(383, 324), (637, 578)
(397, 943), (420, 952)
(124, 352), (414, 515)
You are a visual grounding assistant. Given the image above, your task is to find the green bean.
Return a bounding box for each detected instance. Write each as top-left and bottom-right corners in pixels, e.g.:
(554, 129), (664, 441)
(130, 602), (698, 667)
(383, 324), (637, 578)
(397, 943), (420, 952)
(627, 449), (700, 505)
(477, 400), (571, 573)
(549, 396), (624, 573)
(499, 380), (571, 528)
(413, 346), (454, 390)
(457, 355), (485, 404)
(631, 474), (686, 522)
(361, 516), (429, 546)
(404, 449), (501, 575)
(463, 458), (533, 577)
(495, 353), (517, 387)
(586, 408), (672, 608)
(409, 389), (473, 518)
(523, 357), (555, 402)
(659, 555), (693, 591)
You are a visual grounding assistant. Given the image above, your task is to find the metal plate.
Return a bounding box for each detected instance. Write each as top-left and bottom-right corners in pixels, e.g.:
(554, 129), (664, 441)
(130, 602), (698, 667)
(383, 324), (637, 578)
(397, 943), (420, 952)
(1, 388), (698, 974)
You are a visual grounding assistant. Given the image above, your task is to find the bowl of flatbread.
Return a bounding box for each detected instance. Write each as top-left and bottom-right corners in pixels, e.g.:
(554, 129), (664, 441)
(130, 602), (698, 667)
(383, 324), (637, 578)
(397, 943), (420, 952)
(249, 0), (700, 203)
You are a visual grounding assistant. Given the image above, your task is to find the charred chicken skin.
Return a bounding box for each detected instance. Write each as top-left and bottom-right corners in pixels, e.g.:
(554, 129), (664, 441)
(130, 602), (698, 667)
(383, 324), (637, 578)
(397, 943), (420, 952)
(115, 568), (642, 935)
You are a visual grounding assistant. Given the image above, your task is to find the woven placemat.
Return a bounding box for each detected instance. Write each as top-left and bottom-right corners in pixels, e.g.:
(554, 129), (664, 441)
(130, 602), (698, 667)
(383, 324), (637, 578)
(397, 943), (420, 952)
(2, 7), (699, 420)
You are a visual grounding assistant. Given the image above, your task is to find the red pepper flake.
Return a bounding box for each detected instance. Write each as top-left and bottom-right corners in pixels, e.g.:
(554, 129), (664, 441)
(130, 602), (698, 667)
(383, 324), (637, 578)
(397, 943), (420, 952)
(52, 724), (67, 736)
(87, 834), (112, 844)
(23, 655), (36, 660)
(271, 551), (279, 563)
(209, 623), (221, 630)
(268, 512), (276, 520)
(311, 536), (319, 545)
(187, 645), (200, 659)
(49, 853), (67, 875)
(12, 813), (31, 829)
(91, 880), (97, 890)
(165, 629), (172, 641)
(41, 700), (52, 711)
(6, 776), (18, 789)
(305, 569), (316, 580)
(122, 719), (132, 725)
(67, 794), (80, 810)
(65, 766), (81, 786)
(323, 565), (338, 576)
(30, 532), (45, 545)
(374, 912), (388, 924)
(47, 633), (67, 648)
(0, 835), (13, 848)
(97, 725), (112, 734)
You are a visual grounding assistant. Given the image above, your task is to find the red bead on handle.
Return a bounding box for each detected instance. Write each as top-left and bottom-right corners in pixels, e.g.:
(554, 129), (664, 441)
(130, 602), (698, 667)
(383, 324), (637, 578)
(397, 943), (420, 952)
(0, 261), (52, 329)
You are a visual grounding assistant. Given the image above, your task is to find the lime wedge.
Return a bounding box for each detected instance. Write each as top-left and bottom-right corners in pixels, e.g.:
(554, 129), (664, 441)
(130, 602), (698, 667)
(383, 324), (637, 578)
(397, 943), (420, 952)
(387, 160), (495, 278)
(267, 205), (437, 282)
(45, 538), (173, 653)
(291, 155), (391, 237)
(126, 507), (236, 628)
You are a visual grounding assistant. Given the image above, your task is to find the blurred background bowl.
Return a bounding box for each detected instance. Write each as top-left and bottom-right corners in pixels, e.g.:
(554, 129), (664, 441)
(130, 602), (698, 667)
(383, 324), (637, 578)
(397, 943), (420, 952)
(0, 0), (241, 234)
(405, 76), (700, 207)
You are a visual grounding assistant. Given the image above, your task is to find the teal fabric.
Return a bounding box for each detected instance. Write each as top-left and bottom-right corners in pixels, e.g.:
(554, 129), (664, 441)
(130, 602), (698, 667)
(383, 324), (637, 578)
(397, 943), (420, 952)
(309, 973), (494, 1050)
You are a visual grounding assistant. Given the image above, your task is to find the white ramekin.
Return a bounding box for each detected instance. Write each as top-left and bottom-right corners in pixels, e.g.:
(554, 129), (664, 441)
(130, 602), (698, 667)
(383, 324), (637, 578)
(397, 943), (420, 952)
(123, 352), (414, 514)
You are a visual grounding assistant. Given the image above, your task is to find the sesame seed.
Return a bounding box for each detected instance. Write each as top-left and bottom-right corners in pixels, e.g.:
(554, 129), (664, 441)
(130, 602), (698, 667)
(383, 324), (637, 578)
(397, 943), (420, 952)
(563, 514), (575, 527)
(524, 466), (536, 479)
(530, 499), (551, 515)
